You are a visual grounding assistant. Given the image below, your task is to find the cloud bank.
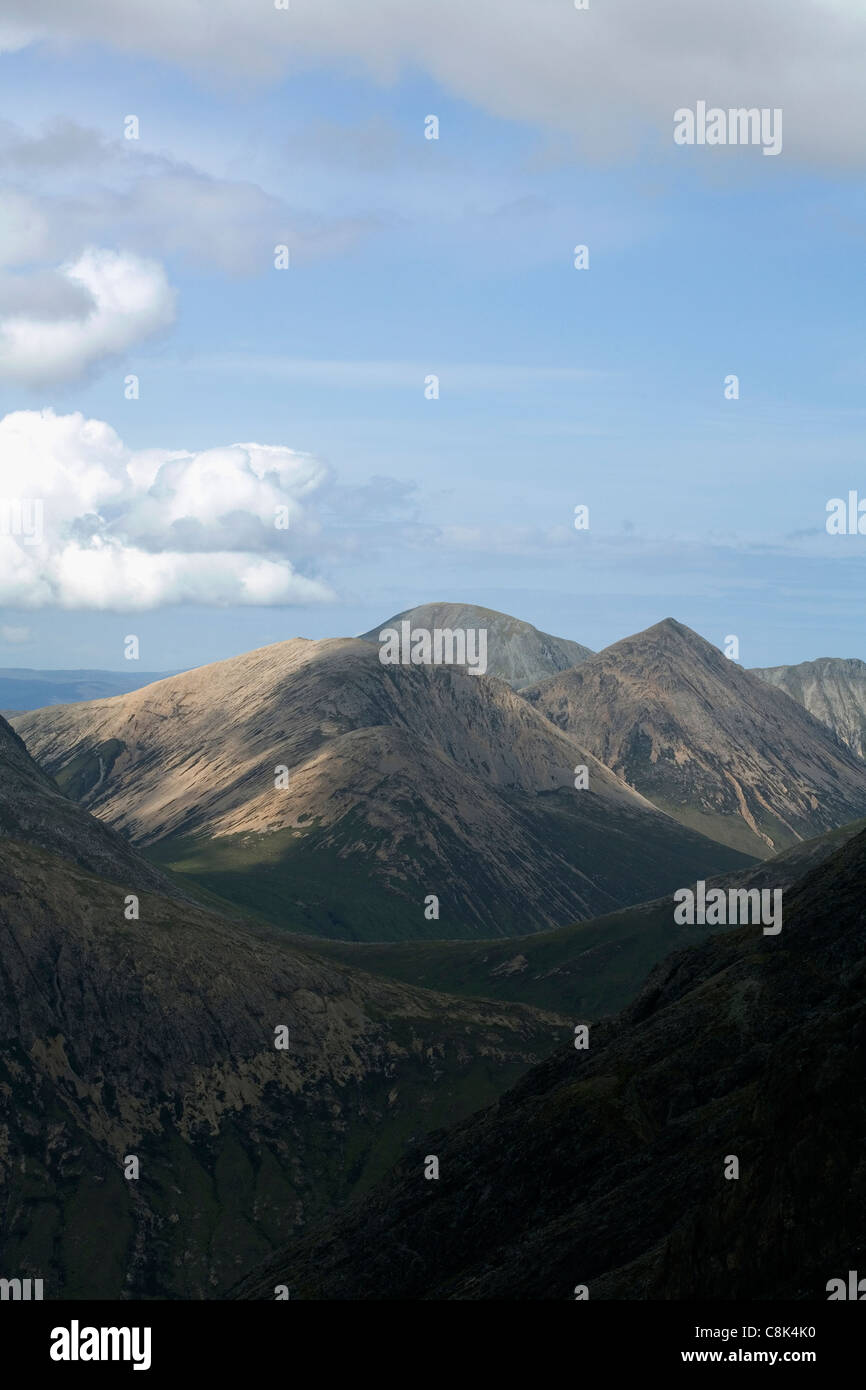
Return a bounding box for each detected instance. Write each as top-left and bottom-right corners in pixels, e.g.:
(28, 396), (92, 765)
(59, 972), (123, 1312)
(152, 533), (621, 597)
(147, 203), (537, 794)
(0, 409), (335, 609)
(4, 1), (866, 166)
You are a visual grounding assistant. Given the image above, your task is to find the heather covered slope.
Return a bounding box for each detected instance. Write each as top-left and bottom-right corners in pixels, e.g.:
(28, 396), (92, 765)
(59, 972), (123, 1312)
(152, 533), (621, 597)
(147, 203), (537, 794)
(0, 837), (565, 1299)
(524, 619), (866, 859)
(235, 825), (866, 1301)
(305, 816), (866, 1016)
(12, 637), (751, 940)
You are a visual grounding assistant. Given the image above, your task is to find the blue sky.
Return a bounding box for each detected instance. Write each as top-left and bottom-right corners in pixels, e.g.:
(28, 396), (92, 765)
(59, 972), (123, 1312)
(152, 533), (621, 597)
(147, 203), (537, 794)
(1, 1), (866, 670)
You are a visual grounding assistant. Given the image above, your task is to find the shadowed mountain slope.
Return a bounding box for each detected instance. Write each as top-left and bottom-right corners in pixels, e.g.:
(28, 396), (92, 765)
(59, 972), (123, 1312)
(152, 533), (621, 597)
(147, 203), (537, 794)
(305, 816), (866, 1016)
(235, 824), (866, 1301)
(0, 725), (566, 1298)
(0, 715), (173, 896)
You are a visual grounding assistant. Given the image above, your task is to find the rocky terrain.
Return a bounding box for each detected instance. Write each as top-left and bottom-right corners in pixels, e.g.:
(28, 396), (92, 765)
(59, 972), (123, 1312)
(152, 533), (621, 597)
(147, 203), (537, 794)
(0, 716), (565, 1299)
(524, 619), (866, 858)
(235, 822), (866, 1301)
(753, 656), (866, 759)
(358, 602), (592, 689)
(12, 636), (750, 940)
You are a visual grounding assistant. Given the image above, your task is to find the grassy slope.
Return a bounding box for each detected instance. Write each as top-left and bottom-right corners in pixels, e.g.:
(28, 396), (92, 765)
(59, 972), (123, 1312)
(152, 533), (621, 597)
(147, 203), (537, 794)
(144, 788), (754, 944)
(302, 817), (866, 1017)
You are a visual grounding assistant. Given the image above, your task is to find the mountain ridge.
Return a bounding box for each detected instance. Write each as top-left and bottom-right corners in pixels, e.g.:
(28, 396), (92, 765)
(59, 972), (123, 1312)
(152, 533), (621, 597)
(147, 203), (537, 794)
(524, 618), (866, 858)
(12, 634), (751, 940)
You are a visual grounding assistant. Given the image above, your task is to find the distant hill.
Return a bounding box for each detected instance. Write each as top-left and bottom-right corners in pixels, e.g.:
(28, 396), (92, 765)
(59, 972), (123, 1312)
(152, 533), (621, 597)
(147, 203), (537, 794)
(306, 816), (866, 1017)
(0, 667), (178, 712)
(752, 657), (866, 758)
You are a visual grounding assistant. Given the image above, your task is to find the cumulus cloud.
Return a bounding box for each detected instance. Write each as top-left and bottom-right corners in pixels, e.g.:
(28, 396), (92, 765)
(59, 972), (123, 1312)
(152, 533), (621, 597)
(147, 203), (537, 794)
(0, 249), (175, 387)
(6, 1), (866, 166)
(0, 409), (335, 609)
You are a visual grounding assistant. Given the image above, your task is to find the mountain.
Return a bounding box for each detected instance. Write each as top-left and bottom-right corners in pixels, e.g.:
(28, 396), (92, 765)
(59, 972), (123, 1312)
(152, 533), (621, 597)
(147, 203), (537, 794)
(358, 602), (592, 690)
(305, 816), (866, 1017)
(0, 715), (172, 896)
(0, 667), (178, 712)
(0, 717), (565, 1298)
(11, 638), (752, 941)
(523, 618), (866, 859)
(234, 823), (866, 1301)
(752, 657), (866, 759)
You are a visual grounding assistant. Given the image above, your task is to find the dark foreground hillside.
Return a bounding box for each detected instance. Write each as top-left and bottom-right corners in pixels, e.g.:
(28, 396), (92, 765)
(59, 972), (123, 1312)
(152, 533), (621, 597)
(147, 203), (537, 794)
(235, 826), (866, 1300)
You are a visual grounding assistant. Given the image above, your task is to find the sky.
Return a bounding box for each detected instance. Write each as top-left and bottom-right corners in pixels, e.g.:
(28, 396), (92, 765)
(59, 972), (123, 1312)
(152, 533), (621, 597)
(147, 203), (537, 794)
(2, 0), (866, 671)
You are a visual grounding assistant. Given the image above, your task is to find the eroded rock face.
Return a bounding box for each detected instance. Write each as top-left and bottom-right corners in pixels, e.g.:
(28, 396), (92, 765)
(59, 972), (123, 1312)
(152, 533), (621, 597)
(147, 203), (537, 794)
(753, 657), (866, 759)
(524, 619), (866, 858)
(11, 637), (750, 940)
(234, 826), (866, 1303)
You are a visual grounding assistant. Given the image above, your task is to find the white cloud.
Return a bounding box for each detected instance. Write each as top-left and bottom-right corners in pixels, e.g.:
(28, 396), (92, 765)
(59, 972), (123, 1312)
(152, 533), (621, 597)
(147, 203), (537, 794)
(0, 623), (30, 643)
(0, 409), (335, 610)
(0, 248), (175, 387)
(6, 1), (866, 166)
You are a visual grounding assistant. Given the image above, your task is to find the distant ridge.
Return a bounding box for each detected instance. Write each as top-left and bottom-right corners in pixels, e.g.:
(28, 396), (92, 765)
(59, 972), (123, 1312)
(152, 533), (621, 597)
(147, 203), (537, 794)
(752, 656), (866, 759)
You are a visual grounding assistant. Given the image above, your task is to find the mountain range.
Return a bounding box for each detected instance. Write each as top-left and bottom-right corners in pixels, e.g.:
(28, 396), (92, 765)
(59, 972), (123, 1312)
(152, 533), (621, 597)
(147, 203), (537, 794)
(0, 667), (177, 715)
(5, 601), (866, 1303)
(11, 629), (753, 941)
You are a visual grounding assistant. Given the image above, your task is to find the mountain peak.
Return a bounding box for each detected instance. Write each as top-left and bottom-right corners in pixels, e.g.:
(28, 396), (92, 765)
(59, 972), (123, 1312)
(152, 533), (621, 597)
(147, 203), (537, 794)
(604, 617), (717, 659)
(358, 601), (592, 690)
(524, 620), (866, 859)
